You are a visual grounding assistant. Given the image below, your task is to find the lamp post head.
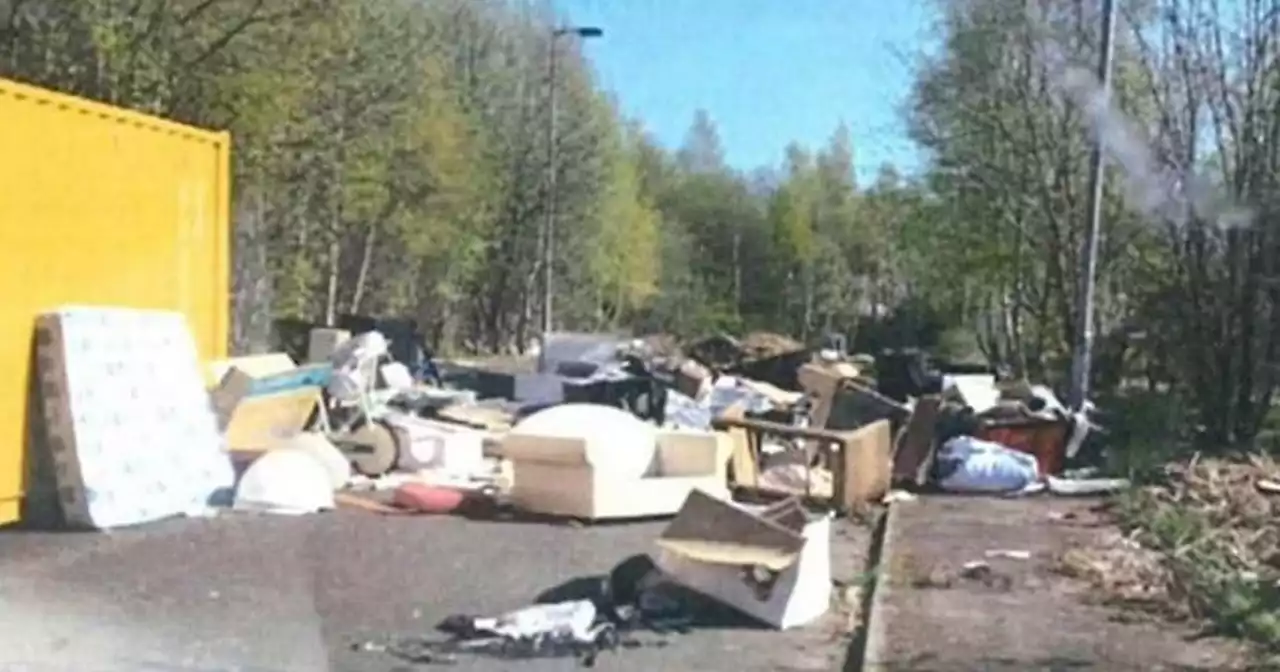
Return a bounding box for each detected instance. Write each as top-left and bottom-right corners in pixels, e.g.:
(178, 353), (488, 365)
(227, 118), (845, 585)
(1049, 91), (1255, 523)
(554, 25), (603, 39)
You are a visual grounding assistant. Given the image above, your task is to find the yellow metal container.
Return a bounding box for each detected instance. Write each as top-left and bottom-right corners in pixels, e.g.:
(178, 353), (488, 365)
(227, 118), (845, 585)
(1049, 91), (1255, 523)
(0, 77), (231, 525)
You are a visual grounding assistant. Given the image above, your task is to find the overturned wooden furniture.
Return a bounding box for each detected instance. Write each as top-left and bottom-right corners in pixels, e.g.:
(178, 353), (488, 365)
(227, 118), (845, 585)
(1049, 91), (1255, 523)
(893, 394), (942, 487)
(711, 415), (892, 513)
(798, 362), (908, 432)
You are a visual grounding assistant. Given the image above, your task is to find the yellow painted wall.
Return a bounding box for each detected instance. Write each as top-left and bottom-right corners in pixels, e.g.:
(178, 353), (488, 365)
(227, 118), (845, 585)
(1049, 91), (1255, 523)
(0, 77), (231, 525)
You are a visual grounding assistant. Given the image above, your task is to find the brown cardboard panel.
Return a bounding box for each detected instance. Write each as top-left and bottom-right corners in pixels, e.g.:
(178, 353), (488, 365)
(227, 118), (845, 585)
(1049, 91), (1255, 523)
(210, 354), (323, 452)
(657, 489), (806, 571)
(220, 391), (321, 451)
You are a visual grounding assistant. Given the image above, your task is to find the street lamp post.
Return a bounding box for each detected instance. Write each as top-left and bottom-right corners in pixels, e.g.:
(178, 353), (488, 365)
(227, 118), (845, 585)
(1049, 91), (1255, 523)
(542, 25), (604, 337)
(1068, 0), (1116, 410)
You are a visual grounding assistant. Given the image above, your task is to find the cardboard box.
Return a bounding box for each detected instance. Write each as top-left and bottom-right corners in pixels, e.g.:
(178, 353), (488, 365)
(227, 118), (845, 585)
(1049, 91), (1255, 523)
(307, 328), (351, 363)
(654, 490), (831, 630)
(208, 353), (329, 452)
(502, 428), (731, 520)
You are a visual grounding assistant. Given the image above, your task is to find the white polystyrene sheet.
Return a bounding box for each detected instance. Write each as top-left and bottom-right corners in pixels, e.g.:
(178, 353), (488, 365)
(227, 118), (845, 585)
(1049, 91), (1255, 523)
(36, 307), (236, 529)
(506, 403), (656, 479)
(233, 448), (335, 515)
(942, 374), (999, 413)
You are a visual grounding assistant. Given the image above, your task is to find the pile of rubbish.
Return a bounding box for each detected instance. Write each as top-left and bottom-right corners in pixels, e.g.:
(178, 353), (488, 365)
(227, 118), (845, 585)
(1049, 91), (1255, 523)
(200, 321), (1124, 518)
(25, 307), (1127, 528)
(17, 305), (1139, 667)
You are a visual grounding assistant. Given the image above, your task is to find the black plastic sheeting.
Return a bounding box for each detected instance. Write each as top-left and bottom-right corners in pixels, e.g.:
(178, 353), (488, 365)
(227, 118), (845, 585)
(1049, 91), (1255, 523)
(354, 554), (760, 668)
(538, 332), (629, 375)
(874, 348), (1003, 404)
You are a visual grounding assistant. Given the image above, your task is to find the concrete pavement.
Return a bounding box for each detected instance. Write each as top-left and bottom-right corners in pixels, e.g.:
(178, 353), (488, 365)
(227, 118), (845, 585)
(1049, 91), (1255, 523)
(0, 509), (868, 672)
(862, 496), (1253, 672)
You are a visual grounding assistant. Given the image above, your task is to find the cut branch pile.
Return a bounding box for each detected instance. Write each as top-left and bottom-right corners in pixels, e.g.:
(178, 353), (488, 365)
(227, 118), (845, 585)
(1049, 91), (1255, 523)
(1102, 455), (1280, 650)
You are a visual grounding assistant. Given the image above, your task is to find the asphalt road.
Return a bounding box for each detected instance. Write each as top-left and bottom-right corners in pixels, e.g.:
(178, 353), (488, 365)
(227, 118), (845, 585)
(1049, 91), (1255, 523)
(0, 509), (865, 672)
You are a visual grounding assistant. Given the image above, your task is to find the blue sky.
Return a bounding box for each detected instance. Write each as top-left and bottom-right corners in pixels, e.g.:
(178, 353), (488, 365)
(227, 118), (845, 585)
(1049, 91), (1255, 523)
(555, 0), (937, 184)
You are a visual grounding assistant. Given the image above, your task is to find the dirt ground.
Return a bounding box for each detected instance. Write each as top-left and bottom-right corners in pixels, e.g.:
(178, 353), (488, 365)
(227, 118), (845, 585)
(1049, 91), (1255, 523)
(866, 495), (1256, 672)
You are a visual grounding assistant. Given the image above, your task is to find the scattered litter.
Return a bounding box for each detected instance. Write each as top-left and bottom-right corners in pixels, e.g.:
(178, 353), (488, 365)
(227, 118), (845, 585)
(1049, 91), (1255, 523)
(1006, 480), (1048, 497)
(347, 472), (419, 492)
(1255, 479), (1280, 495)
(882, 490), (917, 504)
(445, 600), (604, 642)
(984, 549), (1032, 560)
(957, 560), (1013, 590)
(1046, 476), (1130, 496)
(1057, 530), (1174, 610)
(333, 492), (412, 515)
(353, 553), (698, 667)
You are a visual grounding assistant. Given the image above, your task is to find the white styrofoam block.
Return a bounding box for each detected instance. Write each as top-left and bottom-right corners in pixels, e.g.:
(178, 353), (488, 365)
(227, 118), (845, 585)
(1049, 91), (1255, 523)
(36, 307), (236, 529)
(655, 513), (833, 630)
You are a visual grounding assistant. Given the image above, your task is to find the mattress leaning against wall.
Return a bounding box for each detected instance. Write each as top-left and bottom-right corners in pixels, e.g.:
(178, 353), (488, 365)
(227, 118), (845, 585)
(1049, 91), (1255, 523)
(0, 77), (231, 525)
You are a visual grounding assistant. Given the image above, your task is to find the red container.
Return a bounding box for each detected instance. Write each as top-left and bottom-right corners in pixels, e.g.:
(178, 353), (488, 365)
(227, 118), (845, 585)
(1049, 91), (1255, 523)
(976, 419), (1069, 477)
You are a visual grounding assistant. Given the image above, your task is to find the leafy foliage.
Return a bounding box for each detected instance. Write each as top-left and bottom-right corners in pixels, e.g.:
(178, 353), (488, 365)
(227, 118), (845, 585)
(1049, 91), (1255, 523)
(4, 0), (1279, 452)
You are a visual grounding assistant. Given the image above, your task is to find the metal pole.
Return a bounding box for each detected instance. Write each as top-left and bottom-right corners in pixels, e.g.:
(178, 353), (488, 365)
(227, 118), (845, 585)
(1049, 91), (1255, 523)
(1068, 0), (1117, 410)
(542, 35), (560, 337)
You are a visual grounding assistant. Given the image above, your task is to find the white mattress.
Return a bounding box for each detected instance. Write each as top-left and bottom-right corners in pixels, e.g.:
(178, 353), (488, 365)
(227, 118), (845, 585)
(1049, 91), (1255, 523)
(34, 307), (236, 529)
